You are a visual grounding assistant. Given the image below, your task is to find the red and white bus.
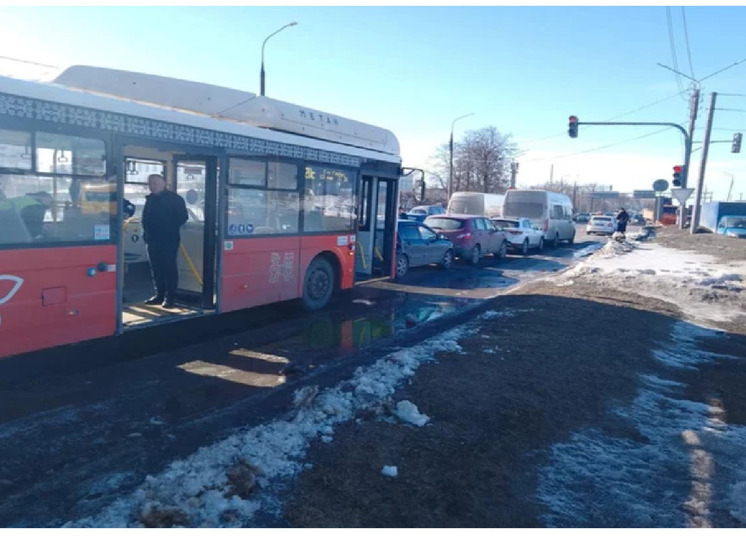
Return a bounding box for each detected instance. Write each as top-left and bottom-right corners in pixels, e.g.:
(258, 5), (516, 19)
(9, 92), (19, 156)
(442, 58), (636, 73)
(0, 66), (401, 359)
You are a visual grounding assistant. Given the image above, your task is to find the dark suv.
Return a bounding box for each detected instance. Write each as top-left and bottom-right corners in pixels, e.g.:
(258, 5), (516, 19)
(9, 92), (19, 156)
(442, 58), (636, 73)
(424, 214), (508, 265)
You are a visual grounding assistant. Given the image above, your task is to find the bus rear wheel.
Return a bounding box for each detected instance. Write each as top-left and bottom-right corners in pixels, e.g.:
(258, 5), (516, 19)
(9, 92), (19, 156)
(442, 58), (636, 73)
(302, 257), (335, 311)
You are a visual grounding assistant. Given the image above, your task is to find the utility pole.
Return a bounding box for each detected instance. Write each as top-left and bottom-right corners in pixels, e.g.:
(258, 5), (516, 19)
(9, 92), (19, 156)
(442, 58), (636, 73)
(572, 180), (577, 209)
(690, 92), (717, 233)
(549, 164), (554, 186)
(679, 88), (700, 229)
(510, 161), (519, 189)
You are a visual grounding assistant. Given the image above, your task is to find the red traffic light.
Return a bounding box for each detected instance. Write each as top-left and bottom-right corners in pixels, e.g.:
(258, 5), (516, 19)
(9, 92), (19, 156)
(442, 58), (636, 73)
(673, 165), (683, 173)
(568, 115), (579, 138)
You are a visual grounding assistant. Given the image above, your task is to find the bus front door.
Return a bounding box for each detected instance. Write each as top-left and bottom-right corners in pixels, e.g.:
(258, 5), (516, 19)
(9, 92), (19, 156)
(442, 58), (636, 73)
(355, 176), (375, 280)
(371, 177), (397, 278)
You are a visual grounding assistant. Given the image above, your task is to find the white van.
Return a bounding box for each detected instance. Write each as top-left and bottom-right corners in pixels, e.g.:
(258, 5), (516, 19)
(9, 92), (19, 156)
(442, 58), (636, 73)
(447, 192), (505, 218)
(502, 189), (575, 247)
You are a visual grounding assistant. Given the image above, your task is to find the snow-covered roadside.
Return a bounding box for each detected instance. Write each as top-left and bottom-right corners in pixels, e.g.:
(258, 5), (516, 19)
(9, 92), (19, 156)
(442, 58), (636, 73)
(539, 238), (746, 527)
(556, 237), (746, 328)
(66, 312), (511, 528)
(537, 320), (746, 527)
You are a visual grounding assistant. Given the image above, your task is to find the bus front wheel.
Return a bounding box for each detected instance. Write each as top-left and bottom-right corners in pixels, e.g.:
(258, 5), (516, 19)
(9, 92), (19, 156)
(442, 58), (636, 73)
(302, 257), (335, 311)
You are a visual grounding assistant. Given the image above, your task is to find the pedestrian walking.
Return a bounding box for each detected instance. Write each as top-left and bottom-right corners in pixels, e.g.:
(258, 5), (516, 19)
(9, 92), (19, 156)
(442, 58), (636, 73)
(141, 174), (188, 309)
(616, 207), (630, 234)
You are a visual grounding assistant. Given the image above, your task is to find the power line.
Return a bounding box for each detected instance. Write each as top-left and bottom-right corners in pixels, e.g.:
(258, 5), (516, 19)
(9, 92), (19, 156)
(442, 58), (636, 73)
(0, 54), (58, 69)
(700, 56), (746, 82)
(666, 7), (688, 101)
(681, 7), (696, 80)
(716, 108), (746, 113)
(518, 92), (684, 148)
(521, 124), (684, 164)
(604, 92), (683, 121)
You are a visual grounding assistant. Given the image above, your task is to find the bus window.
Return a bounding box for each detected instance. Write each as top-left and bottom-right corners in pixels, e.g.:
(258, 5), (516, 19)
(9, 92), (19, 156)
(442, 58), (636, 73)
(36, 132), (106, 176)
(376, 179), (387, 229)
(226, 157), (300, 236)
(303, 165), (358, 233)
(0, 129), (33, 170)
(0, 174), (115, 245)
(0, 129), (114, 246)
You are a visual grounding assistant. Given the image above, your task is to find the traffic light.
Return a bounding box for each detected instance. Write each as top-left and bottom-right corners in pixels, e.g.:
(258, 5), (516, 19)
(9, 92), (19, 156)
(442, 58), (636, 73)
(568, 115), (578, 138)
(732, 132), (742, 154)
(672, 165), (685, 187)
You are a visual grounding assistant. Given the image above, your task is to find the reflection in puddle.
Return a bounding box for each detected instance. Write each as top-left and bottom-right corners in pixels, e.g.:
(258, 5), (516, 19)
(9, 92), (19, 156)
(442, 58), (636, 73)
(302, 300), (463, 353)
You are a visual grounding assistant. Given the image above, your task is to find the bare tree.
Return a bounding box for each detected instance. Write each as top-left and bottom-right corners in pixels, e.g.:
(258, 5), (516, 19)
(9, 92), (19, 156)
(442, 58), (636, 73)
(427, 126), (518, 197)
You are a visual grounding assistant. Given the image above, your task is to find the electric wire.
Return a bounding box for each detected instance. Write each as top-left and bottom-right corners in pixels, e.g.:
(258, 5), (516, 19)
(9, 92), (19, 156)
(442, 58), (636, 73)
(521, 124), (685, 164)
(681, 7), (696, 80)
(518, 92), (684, 148)
(0, 54), (58, 68)
(699, 57), (746, 83)
(666, 7), (689, 101)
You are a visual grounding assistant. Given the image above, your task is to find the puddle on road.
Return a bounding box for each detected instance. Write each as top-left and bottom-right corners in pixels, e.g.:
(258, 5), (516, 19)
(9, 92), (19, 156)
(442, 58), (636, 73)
(301, 298), (466, 353)
(212, 296), (470, 387)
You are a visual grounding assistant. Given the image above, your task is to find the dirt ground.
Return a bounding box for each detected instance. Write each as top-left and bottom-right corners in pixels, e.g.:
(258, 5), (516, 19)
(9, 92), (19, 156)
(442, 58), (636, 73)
(280, 229), (746, 527)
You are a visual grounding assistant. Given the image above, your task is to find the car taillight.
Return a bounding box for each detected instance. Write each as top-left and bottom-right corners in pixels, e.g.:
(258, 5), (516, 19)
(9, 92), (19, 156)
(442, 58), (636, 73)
(507, 229), (522, 235)
(456, 232), (472, 240)
(543, 219), (549, 232)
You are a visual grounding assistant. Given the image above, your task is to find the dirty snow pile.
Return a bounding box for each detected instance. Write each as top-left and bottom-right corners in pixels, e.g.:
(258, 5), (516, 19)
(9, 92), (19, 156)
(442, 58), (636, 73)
(557, 237), (746, 327)
(538, 320), (746, 527)
(65, 311), (512, 528)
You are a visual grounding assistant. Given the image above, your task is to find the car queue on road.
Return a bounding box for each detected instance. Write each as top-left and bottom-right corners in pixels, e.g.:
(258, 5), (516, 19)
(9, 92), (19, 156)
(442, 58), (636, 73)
(395, 211), (574, 279)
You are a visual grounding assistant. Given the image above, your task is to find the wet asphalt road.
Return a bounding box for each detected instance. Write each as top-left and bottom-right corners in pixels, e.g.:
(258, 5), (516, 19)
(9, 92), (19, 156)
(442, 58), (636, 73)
(0, 224), (614, 527)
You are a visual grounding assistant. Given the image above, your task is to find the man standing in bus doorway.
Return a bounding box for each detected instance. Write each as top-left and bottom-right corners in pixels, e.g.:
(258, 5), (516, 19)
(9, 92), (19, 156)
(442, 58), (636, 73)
(142, 174), (188, 309)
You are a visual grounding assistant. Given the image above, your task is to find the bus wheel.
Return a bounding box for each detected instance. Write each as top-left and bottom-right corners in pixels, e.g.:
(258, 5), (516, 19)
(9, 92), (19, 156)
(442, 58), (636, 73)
(302, 257), (335, 311)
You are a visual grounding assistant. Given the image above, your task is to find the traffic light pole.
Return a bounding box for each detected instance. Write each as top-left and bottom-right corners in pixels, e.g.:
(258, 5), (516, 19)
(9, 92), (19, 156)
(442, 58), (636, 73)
(575, 120), (692, 220)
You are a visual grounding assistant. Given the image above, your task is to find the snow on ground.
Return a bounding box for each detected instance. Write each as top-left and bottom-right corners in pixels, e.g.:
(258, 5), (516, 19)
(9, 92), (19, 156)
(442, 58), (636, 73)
(537, 321), (746, 527)
(540, 238), (746, 527)
(556, 237), (746, 327)
(66, 311), (513, 528)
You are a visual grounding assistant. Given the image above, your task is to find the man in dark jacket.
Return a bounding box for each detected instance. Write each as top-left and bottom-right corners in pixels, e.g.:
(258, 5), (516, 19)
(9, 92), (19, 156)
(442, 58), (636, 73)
(142, 174), (188, 308)
(616, 207), (630, 234)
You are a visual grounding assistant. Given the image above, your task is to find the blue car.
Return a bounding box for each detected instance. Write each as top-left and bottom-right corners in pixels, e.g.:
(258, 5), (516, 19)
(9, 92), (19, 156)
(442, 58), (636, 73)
(717, 215), (746, 239)
(395, 220), (454, 278)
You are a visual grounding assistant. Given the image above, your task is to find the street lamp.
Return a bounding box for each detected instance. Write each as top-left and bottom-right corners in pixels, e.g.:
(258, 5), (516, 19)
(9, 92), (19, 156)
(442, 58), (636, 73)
(260, 21), (298, 97)
(448, 112), (474, 200)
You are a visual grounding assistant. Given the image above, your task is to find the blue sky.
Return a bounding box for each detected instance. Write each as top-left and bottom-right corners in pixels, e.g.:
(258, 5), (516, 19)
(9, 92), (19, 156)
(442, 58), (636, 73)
(1, 5), (746, 201)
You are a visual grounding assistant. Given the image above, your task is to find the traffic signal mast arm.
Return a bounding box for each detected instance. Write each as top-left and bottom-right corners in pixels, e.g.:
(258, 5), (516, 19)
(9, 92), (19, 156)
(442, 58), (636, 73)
(569, 120), (692, 188)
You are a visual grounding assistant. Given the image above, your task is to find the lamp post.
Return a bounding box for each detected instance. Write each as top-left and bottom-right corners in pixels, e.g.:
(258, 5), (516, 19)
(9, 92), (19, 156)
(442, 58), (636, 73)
(448, 112), (474, 200)
(260, 21), (297, 97)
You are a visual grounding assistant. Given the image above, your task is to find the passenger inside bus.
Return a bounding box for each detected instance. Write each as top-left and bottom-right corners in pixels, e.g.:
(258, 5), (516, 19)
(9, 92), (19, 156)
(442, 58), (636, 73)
(0, 191), (52, 240)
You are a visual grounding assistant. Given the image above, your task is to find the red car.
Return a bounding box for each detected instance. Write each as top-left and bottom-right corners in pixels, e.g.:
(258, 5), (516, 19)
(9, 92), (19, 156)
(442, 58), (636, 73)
(424, 214), (508, 265)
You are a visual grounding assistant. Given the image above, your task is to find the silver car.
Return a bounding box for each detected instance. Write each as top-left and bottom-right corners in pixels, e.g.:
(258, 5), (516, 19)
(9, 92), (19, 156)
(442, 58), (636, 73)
(586, 215), (617, 235)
